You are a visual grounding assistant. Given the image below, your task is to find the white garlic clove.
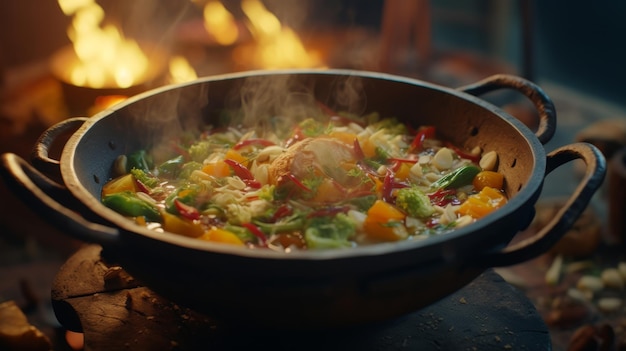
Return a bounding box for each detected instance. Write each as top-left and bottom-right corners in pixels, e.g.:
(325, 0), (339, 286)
(432, 147), (454, 170)
(479, 150), (498, 171)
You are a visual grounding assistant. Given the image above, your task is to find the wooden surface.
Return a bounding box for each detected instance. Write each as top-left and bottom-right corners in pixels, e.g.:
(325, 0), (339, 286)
(51, 244), (551, 351)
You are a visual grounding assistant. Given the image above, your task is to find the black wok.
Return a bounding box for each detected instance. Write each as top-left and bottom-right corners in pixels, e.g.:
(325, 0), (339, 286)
(0, 69), (606, 328)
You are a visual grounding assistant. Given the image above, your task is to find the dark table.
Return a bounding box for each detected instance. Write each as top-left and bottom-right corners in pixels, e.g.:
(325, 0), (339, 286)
(51, 244), (551, 351)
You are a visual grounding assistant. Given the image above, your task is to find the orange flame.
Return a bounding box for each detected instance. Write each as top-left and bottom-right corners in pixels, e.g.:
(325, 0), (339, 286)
(57, 0), (150, 88)
(168, 55), (198, 83)
(237, 0), (323, 69)
(202, 0), (240, 45)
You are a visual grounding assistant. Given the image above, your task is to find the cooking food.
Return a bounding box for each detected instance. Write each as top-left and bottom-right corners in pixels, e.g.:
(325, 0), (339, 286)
(2, 70), (606, 328)
(101, 106), (508, 251)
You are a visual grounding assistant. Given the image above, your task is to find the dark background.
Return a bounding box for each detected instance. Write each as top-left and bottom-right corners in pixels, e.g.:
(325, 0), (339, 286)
(1, 0), (625, 110)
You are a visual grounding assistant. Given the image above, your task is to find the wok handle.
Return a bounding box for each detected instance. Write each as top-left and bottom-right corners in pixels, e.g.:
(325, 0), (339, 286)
(31, 117), (88, 185)
(457, 74), (556, 145)
(0, 152), (120, 246)
(479, 142), (606, 267)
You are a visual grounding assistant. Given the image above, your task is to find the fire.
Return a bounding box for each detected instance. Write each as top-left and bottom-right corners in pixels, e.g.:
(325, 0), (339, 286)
(57, 0), (150, 88)
(237, 0), (322, 69)
(56, 0), (320, 91)
(202, 0), (239, 46)
(168, 56), (198, 83)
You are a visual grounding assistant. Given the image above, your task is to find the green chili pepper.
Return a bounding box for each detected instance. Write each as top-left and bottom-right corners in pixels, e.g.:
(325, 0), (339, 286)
(431, 165), (481, 190)
(157, 155), (185, 178)
(102, 191), (161, 222)
(126, 150), (152, 172)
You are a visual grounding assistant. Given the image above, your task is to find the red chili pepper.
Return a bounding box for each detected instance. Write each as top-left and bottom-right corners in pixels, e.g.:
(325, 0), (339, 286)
(286, 173), (312, 192)
(408, 126), (436, 152)
(285, 127), (306, 148)
(353, 138), (365, 161)
(382, 169), (395, 203)
(134, 179), (151, 194)
(425, 218), (439, 228)
(233, 138), (276, 150)
(174, 199), (200, 221)
(393, 181), (410, 189)
(388, 157), (419, 164)
(223, 159), (254, 180)
(329, 178), (349, 196)
(428, 188), (460, 207)
(389, 157), (418, 173)
(271, 204), (292, 221)
(242, 223), (268, 246)
(445, 142), (481, 163)
(170, 141), (190, 159)
(387, 161), (397, 173)
(316, 101), (337, 116)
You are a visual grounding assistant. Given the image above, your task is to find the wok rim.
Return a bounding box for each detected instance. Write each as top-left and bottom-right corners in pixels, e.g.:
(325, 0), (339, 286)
(60, 68), (546, 262)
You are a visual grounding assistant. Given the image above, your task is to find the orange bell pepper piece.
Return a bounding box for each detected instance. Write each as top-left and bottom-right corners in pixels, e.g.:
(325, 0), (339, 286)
(201, 160), (231, 177)
(472, 171), (504, 191)
(458, 186), (507, 219)
(363, 200), (408, 241)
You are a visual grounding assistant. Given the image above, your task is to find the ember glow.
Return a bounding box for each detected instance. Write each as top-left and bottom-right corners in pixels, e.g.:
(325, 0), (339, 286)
(57, 0), (150, 88)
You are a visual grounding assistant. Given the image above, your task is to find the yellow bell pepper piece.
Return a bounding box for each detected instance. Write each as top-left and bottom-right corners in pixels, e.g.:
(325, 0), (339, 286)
(328, 131), (358, 146)
(200, 227), (245, 246)
(359, 137), (377, 158)
(161, 212), (204, 238)
(394, 162), (412, 181)
(102, 174), (136, 196)
(224, 149), (247, 164)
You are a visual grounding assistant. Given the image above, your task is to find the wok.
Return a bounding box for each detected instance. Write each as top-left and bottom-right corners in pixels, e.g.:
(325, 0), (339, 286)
(0, 69), (606, 328)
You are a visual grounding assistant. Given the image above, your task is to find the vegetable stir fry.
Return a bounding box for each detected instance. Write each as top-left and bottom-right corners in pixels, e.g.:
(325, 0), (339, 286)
(102, 109), (508, 251)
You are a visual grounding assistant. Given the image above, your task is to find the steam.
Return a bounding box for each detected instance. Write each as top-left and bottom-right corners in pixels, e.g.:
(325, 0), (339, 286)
(234, 74), (318, 137)
(106, 0), (194, 50)
(330, 74), (368, 116)
(226, 72), (368, 138)
(119, 71), (371, 168)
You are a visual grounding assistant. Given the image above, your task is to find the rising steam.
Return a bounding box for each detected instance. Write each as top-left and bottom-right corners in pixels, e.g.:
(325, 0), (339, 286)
(225, 72), (368, 138)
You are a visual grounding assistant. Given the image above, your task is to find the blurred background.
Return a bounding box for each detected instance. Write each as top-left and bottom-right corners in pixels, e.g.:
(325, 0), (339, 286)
(2, 1), (625, 103)
(1, 0), (625, 349)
